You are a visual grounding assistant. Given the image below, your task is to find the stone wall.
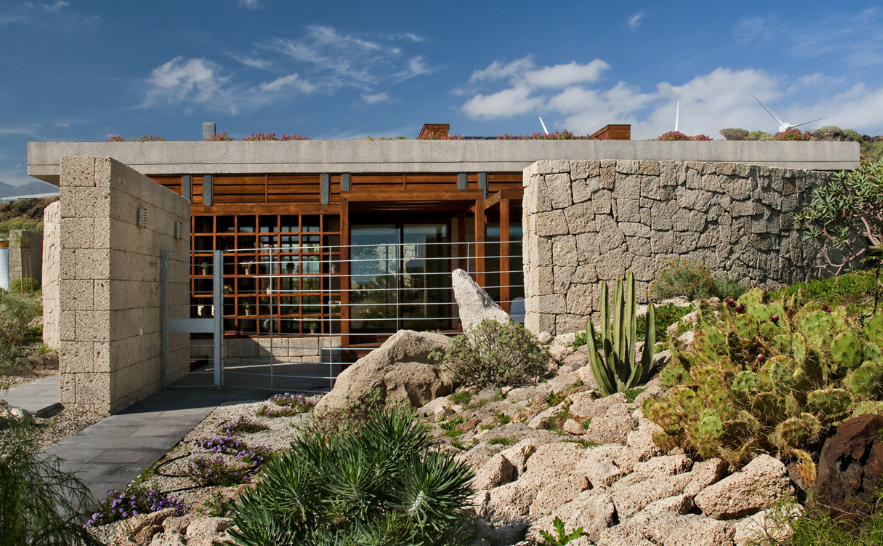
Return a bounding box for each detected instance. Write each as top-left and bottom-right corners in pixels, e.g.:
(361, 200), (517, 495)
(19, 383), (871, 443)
(522, 160), (827, 335)
(8, 230), (43, 285)
(42, 201), (60, 349)
(58, 156), (190, 413)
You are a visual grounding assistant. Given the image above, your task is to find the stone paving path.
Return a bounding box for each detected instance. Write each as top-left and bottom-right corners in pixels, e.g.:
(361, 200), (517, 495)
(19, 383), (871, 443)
(39, 387), (257, 510)
(2, 374), (61, 416)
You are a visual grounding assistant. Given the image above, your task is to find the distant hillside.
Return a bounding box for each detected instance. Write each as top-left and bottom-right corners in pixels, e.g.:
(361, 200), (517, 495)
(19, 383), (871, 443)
(0, 196), (59, 237)
(0, 180), (58, 199)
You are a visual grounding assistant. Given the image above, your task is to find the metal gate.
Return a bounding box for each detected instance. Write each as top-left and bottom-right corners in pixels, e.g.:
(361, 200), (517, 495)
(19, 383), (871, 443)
(161, 248), (342, 393)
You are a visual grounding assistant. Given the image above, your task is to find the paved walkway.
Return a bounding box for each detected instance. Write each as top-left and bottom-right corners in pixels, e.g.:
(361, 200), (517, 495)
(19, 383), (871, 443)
(2, 374), (61, 416)
(39, 387), (258, 510)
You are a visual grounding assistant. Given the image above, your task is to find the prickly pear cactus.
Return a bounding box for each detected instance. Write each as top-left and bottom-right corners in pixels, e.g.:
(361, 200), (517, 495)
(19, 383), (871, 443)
(643, 285), (882, 468)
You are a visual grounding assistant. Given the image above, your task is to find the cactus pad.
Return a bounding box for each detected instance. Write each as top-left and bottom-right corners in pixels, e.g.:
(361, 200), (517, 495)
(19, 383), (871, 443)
(772, 417), (815, 449)
(800, 311), (836, 346)
(844, 360), (883, 398)
(865, 342), (883, 363)
(867, 313), (883, 344)
(807, 388), (852, 417)
(831, 332), (863, 369)
(737, 288), (764, 307)
(735, 314), (758, 340)
(731, 371), (764, 395)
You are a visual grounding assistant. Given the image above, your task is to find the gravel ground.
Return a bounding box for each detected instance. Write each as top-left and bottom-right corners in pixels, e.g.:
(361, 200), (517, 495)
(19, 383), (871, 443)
(1, 350), (107, 452)
(101, 395), (322, 514)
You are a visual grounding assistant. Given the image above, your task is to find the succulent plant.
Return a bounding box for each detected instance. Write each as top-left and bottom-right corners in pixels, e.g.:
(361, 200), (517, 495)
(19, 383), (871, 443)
(586, 272), (656, 397)
(641, 286), (883, 468)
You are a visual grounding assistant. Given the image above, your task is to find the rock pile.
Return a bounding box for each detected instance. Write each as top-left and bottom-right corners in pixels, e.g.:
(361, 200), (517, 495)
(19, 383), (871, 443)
(102, 509), (233, 546)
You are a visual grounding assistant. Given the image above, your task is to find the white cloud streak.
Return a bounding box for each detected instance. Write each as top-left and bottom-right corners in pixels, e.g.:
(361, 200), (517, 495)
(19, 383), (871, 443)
(460, 58), (883, 138)
(629, 11), (646, 28)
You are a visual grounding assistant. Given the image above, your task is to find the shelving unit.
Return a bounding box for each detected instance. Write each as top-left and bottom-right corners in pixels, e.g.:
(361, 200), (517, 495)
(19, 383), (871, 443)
(190, 214), (342, 336)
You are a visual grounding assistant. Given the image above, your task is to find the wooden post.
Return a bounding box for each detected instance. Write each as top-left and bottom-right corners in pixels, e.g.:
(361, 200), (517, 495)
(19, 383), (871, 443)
(340, 198), (350, 348)
(474, 198), (486, 288)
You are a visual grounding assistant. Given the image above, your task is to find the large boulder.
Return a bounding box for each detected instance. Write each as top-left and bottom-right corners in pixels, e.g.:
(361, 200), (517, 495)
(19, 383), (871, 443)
(694, 454), (792, 520)
(815, 414), (883, 519)
(452, 268), (510, 331)
(314, 330), (452, 413)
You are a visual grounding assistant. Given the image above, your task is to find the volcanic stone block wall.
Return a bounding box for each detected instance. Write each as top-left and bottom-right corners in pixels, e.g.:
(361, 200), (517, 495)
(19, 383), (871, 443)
(42, 201), (60, 349)
(58, 156), (190, 412)
(522, 159), (828, 336)
(8, 229), (43, 286)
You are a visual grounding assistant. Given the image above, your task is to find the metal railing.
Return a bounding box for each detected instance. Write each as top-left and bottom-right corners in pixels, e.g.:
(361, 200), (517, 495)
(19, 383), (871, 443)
(165, 240), (524, 393)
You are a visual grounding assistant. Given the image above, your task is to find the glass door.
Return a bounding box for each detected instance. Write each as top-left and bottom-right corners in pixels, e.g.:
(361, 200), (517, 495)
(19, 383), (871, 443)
(350, 223), (452, 334)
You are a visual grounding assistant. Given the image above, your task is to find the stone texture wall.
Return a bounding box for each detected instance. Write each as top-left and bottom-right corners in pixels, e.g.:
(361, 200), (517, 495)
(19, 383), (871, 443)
(58, 156), (190, 413)
(8, 230), (43, 285)
(522, 160), (827, 335)
(42, 201), (60, 349)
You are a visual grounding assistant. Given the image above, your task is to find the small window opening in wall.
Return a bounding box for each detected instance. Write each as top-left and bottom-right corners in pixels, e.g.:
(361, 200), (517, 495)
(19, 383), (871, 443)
(137, 206), (147, 228)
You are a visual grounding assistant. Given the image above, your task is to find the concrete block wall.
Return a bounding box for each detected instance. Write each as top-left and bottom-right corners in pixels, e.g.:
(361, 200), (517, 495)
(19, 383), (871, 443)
(58, 156), (190, 413)
(42, 201), (60, 349)
(191, 335), (342, 363)
(522, 160), (827, 335)
(8, 230), (43, 285)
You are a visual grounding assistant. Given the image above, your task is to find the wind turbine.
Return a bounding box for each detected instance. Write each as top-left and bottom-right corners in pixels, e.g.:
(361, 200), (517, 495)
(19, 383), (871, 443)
(675, 101), (679, 132)
(751, 95), (829, 133)
(538, 116), (549, 136)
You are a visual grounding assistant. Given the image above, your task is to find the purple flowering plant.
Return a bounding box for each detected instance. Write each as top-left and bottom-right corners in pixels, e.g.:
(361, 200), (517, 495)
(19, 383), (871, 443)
(257, 392), (315, 417)
(195, 436), (273, 465)
(222, 416), (269, 435)
(86, 483), (182, 526)
(185, 456), (254, 487)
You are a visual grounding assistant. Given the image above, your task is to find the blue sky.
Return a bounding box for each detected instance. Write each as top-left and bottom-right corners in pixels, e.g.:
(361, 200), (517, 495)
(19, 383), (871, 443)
(2, 1), (883, 186)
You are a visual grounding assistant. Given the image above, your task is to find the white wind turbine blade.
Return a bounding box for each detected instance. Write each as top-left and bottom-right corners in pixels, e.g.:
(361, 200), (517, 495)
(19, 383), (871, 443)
(790, 116), (830, 129)
(675, 101), (679, 132)
(539, 116), (549, 135)
(752, 95), (787, 130)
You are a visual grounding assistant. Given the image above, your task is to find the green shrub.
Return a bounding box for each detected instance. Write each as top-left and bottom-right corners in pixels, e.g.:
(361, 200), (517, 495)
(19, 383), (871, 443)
(0, 291), (41, 372)
(796, 159), (883, 277)
(441, 320), (549, 389)
(744, 498), (883, 546)
(228, 407), (475, 546)
(9, 278), (40, 294)
(0, 218), (41, 239)
(0, 421), (102, 545)
(713, 277), (750, 301)
(300, 387), (406, 440)
(766, 271), (877, 316)
(642, 287), (883, 470)
(719, 128), (748, 141)
(637, 302), (695, 343)
(745, 130), (772, 141)
(650, 259), (750, 302)
(650, 259), (718, 300)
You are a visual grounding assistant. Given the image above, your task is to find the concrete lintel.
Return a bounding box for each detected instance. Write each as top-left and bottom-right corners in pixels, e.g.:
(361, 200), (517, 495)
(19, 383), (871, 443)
(27, 140), (860, 184)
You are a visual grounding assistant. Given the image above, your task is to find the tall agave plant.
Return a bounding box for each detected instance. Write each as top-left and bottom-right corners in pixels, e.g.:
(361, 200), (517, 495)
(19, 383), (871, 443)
(587, 271), (656, 396)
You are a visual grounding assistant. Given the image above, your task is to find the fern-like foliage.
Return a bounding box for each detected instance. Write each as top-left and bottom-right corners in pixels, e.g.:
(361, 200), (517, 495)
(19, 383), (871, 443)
(228, 407), (476, 546)
(0, 421), (102, 546)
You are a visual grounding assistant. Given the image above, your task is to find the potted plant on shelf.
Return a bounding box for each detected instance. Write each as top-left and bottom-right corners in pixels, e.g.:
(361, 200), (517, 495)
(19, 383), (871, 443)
(200, 261), (210, 276)
(223, 284), (233, 294)
(243, 301), (253, 316)
(309, 321), (318, 334)
(241, 261), (254, 275)
(285, 262), (295, 274)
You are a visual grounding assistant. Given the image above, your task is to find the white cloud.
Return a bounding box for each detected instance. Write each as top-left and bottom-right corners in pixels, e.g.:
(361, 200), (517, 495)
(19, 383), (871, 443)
(238, 0), (262, 9)
(462, 87), (544, 119)
(144, 57), (233, 110)
(522, 60), (610, 88)
(459, 59), (883, 138)
(258, 73), (314, 93)
(233, 55), (271, 70)
(261, 25), (435, 88)
(629, 11), (646, 28)
(362, 92), (389, 104)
